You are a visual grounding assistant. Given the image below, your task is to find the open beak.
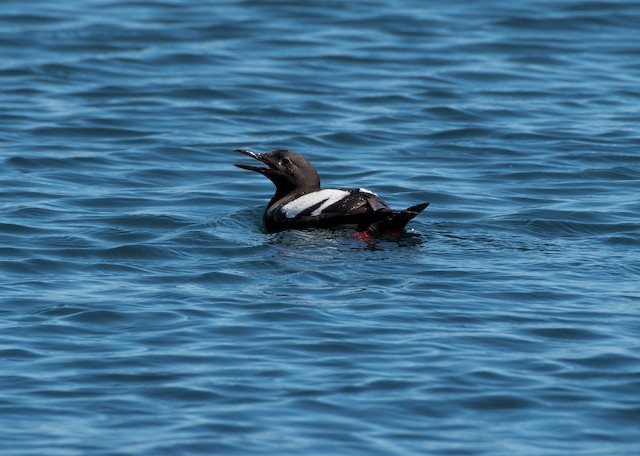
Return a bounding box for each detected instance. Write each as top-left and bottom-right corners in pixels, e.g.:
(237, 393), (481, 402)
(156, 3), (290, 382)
(234, 149), (270, 174)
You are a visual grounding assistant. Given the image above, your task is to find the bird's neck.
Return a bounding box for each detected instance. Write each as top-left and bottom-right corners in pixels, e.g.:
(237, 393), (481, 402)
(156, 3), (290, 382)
(267, 182), (319, 210)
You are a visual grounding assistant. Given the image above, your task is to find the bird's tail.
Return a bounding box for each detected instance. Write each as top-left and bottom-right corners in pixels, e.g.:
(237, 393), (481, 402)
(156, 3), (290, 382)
(365, 202), (429, 235)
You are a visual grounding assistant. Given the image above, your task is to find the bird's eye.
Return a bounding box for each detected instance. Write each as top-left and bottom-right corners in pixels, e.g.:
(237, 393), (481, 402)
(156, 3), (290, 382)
(281, 158), (291, 166)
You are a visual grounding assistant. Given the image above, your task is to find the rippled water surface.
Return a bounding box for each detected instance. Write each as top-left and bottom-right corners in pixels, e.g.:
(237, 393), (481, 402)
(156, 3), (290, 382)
(2, 1), (639, 454)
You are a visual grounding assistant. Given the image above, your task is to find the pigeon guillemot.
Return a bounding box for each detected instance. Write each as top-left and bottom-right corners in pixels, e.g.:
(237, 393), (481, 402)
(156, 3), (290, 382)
(234, 149), (429, 234)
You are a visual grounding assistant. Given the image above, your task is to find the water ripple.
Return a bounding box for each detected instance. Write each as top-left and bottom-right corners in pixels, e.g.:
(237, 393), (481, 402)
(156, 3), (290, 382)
(1, 1), (639, 455)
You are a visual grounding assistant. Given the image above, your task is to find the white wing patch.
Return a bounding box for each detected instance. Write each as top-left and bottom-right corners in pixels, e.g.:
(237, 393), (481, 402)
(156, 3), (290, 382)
(358, 188), (377, 196)
(282, 189), (350, 219)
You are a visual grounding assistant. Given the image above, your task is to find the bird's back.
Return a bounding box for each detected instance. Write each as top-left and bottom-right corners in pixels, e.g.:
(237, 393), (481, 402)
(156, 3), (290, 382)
(266, 188), (395, 232)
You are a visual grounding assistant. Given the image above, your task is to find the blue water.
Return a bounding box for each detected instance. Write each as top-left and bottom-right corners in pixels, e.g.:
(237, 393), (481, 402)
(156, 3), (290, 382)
(1, 1), (639, 454)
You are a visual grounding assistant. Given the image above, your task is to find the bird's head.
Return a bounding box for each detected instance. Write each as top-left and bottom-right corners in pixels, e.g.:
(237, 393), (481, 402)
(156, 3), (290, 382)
(234, 149), (321, 196)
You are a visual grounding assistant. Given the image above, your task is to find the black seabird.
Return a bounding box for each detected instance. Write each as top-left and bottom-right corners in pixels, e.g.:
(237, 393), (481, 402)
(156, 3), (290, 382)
(234, 149), (429, 234)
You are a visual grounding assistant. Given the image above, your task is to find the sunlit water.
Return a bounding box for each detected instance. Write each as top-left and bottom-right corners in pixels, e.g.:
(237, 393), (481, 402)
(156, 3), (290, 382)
(1, 1), (639, 454)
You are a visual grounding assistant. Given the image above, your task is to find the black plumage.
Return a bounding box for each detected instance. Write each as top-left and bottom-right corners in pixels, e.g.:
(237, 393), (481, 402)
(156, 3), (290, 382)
(234, 149), (429, 234)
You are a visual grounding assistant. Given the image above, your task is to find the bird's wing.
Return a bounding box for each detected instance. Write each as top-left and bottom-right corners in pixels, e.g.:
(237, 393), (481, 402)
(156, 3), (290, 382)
(286, 188), (392, 229)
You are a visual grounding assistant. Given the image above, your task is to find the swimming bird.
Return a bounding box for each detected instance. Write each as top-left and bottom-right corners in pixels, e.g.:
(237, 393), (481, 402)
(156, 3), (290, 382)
(234, 149), (429, 234)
